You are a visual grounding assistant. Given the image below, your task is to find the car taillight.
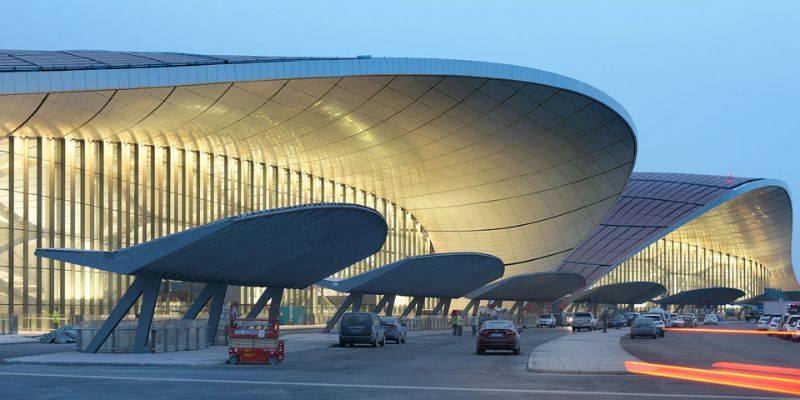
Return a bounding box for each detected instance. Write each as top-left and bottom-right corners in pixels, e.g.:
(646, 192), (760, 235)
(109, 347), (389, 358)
(504, 329), (516, 336)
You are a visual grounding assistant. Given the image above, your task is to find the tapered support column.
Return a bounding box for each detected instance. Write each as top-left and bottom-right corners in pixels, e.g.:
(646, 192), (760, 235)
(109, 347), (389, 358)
(401, 296), (424, 318)
(463, 298), (479, 316)
(183, 282), (227, 345)
(322, 293), (363, 333)
(489, 300), (503, 309)
(85, 275), (162, 354)
(247, 287), (283, 320)
(373, 295), (390, 314)
(384, 295), (396, 316)
(441, 298), (451, 317)
(415, 297), (425, 317)
(430, 297), (448, 315)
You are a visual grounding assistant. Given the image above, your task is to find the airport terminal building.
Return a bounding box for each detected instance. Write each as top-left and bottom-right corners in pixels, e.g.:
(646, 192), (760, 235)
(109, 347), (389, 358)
(0, 50), (795, 325)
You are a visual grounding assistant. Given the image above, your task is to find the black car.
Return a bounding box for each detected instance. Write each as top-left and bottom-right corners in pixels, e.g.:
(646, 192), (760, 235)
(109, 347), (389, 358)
(608, 315), (627, 329)
(339, 312), (386, 347)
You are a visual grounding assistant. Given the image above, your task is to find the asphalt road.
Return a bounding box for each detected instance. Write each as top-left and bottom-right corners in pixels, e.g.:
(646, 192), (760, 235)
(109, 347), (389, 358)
(622, 321), (800, 369)
(0, 326), (797, 400)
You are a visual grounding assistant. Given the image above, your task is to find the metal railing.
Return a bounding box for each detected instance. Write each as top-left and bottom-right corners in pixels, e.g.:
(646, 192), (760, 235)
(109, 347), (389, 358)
(76, 318), (214, 353)
(0, 316), (19, 335)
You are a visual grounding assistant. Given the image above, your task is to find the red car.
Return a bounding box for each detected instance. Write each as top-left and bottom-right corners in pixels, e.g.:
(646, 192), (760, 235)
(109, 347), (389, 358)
(476, 320), (520, 355)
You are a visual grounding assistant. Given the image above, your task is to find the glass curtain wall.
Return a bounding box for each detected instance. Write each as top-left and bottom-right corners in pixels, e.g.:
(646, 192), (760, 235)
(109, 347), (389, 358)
(593, 238), (771, 299)
(0, 137), (432, 321)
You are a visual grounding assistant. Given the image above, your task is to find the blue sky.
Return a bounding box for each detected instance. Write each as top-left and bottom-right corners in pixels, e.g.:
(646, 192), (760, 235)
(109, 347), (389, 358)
(3, 1), (798, 280)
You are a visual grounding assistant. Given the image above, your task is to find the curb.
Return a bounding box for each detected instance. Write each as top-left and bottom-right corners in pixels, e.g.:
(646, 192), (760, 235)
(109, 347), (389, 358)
(3, 359), (226, 368)
(527, 367), (630, 375)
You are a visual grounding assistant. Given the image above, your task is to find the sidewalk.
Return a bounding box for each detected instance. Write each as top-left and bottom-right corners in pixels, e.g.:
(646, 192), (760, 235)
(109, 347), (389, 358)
(5, 330), (449, 367)
(527, 328), (638, 375)
(0, 334), (40, 346)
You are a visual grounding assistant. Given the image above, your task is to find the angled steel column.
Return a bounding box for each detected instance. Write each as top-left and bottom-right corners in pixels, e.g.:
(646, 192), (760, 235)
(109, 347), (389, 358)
(373, 295), (389, 314)
(430, 297), (446, 315)
(400, 297), (419, 318)
(322, 293), (361, 333)
(384, 295), (396, 316)
(350, 293), (363, 313)
(85, 274), (161, 353)
(463, 298), (479, 316)
(442, 298), (451, 317)
(267, 287), (284, 322)
(246, 287), (282, 319)
(414, 296), (424, 316)
(182, 282), (227, 345)
(490, 300), (503, 309)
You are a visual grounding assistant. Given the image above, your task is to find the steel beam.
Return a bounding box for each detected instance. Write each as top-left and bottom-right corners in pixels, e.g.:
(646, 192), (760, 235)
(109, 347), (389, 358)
(322, 293), (362, 333)
(85, 274), (161, 353)
(246, 287), (283, 319)
(384, 295), (396, 316)
(183, 282), (227, 345)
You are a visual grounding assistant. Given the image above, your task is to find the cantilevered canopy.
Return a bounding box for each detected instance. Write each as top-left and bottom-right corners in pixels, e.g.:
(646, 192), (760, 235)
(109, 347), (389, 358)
(558, 173), (797, 290)
(656, 287), (745, 306)
(568, 282), (666, 304)
(35, 204), (387, 288)
(319, 253), (504, 298)
(2, 51), (637, 278)
(465, 272), (585, 301)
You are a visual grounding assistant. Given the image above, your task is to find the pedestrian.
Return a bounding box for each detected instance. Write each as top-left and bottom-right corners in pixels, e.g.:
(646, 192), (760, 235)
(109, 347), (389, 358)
(456, 313), (465, 336)
(451, 312), (459, 336)
(471, 314), (479, 335)
(51, 307), (60, 329)
(229, 302), (239, 327)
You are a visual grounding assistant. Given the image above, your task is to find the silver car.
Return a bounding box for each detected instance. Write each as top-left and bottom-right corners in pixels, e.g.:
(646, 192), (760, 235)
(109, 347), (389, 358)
(630, 317), (658, 339)
(380, 316), (407, 344)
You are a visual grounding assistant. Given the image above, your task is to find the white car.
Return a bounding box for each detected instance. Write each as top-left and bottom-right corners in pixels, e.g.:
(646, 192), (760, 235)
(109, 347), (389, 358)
(767, 315), (781, 336)
(780, 315), (799, 341)
(642, 314), (666, 337)
(536, 313), (556, 328)
(703, 314), (719, 325)
(679, 313), (697, 327)
(670, 314), (685, 327)
(756, 315), (771, 331)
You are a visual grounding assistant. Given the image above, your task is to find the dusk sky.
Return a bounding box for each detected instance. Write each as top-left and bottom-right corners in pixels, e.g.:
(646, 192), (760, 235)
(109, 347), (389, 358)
(4, 1), (797, 279)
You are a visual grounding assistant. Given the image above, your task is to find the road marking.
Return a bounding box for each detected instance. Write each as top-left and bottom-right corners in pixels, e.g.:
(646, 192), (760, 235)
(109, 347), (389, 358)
(0, 371), (795, 399)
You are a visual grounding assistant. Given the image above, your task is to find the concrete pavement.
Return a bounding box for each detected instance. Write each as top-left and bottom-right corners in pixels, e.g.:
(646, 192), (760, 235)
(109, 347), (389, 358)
(528, 327), (638, 374)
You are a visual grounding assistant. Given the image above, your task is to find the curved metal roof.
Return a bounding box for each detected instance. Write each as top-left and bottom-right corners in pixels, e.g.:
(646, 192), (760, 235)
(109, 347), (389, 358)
(557, 172), (797, 290)
(465, 271), (585, 301)
(655, 287), (745, 306)
(568, 281), (666, 304)
(2, 51), (637, 277)
(319, 252), (504, 298)
(35, 203), (387, 288)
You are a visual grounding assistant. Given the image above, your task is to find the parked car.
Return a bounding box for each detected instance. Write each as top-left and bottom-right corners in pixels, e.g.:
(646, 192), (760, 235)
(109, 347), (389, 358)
(625, 313), (641, 326)
(648, 308), (670, 327)
(767, 315), (781, 336)
(756, 315), (771, 331)
(608, 314), (627, 329)
(379, 316), (407, 344)
(630, 317), (658, 339)
(703, 314), (719, 325)
(571, 312), (597, 332)
(679, 314), (697, 328)
(339, 312), (386, 347)
(537, 313), (556, 328)
(744, 310), (762, 323)
(642, 314), (666, 337)
(670, 314), (685, 328)
(476, 320), (520, 355)
(781, 315), (799, 341)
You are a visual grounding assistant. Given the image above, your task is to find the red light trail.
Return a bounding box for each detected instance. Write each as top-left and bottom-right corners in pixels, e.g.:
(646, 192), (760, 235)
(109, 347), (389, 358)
(625, 361), (800, 395)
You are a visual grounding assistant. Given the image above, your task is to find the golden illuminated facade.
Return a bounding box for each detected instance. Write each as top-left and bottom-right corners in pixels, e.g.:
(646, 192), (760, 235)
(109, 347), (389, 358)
(592, 238), (771, 300)
(0, 136), (431, 318)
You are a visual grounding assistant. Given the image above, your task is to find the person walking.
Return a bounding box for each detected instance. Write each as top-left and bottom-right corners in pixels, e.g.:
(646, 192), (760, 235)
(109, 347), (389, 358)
(51, 307), (60, 329)
(471, 314), (479, 335)
(451, 312), (459, 336)
(455, 313), (465, 336)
